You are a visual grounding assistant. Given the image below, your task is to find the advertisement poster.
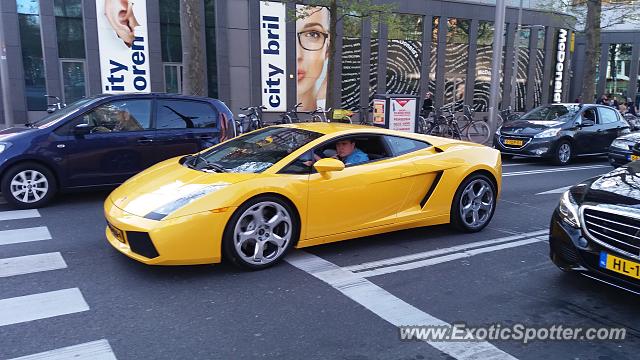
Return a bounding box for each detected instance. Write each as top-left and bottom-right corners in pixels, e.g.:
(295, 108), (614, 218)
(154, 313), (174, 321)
(373, 98), (386, 125)
(389, 98), (417, 133)
(296, 5), (330, 111)
(96, 0), (151, 93)
(260, 1), (287, 112)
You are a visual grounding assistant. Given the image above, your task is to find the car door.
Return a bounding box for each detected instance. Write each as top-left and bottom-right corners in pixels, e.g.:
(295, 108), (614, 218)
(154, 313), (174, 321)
(598, 106), (627, 151)
(573, 107), (602, 154)
(305, 134), (420, 240)
(51, 98), (157, 187)
(153, 98), (221, 162)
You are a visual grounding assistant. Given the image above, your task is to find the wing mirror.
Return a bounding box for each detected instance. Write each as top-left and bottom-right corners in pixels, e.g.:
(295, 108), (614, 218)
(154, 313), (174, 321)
(73, 123), (92, 136)
(632, 143), (640, 156)
(313, 158), (345, 173)
(580, 119), (595, 127)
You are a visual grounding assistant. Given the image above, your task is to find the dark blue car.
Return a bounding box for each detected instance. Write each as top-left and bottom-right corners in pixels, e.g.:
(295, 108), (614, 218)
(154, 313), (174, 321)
(0, 93), (234, 208)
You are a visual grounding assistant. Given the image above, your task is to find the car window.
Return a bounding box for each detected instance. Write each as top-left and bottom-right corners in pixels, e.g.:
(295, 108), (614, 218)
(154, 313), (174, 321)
(156, 99), (218, 129)
(598, 107), (619, 124)
(55, 99), (152, 135)
(194, 127), (322, 173)
(519, 104), (580, 122)
(581, 108), (598, 123)
(385, 136), (430, 156)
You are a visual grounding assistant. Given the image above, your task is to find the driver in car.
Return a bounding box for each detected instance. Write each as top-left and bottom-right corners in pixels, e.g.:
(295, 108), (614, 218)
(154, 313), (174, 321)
(304, 139), (369, 167)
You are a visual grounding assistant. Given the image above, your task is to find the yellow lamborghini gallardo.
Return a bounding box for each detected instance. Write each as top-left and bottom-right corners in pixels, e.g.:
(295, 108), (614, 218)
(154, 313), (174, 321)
(104, 123), (501, 269)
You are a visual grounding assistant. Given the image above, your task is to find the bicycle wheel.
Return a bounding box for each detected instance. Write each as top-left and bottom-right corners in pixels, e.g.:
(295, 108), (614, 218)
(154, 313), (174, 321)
(432, 124), (454, 138)
(465, 121), (491, 144)
(417, 116), (427, 134)
(311, 115), (322, 122)
(282, 115), (292, 124)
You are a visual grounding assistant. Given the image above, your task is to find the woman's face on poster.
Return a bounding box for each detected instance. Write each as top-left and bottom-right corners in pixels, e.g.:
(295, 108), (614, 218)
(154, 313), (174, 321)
(104, 0), (140, 47)
(296, 7), (330, 98)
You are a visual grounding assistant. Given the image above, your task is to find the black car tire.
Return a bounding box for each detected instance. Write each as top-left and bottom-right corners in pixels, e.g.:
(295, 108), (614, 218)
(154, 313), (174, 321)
(552, 140), (572, 166)
(222, 195), (299, 270)
(1, 162), (57, 209)
(450, 173), (497, 233)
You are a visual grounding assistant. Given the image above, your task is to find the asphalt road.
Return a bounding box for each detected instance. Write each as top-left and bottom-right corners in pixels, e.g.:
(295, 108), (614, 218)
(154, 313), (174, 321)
(0, 155), (638, 360)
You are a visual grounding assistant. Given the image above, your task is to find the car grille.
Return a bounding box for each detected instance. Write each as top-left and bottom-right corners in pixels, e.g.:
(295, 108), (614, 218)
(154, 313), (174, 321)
(126, 231), (159, 259)
(498, 135), (532, 149)
(581, 206), (640, 260)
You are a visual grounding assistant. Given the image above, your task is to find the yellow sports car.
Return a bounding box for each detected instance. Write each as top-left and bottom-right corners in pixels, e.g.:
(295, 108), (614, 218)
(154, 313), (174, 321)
(104, 123), (501, 269)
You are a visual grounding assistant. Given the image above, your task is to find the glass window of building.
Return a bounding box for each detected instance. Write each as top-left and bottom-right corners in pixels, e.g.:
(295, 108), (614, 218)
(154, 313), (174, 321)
(160, 0), (182, 92)
(17, 0), (46, 111)
(428, 17), (439, 96)
(54, 0), (86, 103)
(386, 14), (422, 97)
(533, 27), (546, 107)
(444, 18), (470, 111)
(473, 21), (493, 112)
(341, 15), (362, 110)
(606, 43), (632, 102)
(204, 0), (218, 98)
(513, 28), (530, 112)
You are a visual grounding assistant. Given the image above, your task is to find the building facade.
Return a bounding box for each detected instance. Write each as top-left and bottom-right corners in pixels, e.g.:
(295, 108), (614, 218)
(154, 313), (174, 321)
(0, 0), (576, 126)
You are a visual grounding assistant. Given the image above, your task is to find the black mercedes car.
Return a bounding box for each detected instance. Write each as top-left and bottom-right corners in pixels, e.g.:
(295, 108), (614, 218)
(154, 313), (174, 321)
(494, 103), (630, 165)
(550, 163), (640, 294)
(608, 132), (640, 167)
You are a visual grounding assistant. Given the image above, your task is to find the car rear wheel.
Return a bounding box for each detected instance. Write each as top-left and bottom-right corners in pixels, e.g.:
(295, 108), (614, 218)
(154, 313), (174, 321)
(553, 140), (572, 165)
(222, 196), (298, 270)
(1, 162), (57, 209)
(451, 174), (496, 233)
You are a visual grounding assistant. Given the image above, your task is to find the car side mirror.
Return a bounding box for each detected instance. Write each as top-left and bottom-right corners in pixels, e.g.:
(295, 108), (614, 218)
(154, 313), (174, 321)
(633, 143), (640, 156)
(73, 123), (92, 136)
(581, 119), (595, 127)
(314, 158), (345, 173)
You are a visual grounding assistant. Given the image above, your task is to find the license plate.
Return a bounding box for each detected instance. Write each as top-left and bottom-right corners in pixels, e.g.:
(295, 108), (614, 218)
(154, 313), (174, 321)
(630, 154), (640, 161)
(108, 223), (125, 244)
(504, 139), (523, 146)
(599, 252), (640, 280)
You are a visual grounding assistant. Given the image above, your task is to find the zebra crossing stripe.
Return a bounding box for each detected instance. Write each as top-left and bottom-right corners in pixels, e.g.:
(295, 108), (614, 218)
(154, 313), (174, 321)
(8, 339), (117, 360)
(0, 209), (40, 221)
(0, 253), (67, 278)
(0, 288), (89, 327)
(0, 227), (51, 246)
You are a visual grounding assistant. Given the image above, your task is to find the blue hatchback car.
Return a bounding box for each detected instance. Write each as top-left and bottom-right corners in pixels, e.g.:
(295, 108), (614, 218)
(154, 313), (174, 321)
(0, 93), (234, 208)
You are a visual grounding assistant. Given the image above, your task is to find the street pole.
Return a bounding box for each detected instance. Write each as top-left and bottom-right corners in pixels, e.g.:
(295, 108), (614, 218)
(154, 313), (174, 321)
(488, 0), (506, 143)
(511, 0), (524, 111)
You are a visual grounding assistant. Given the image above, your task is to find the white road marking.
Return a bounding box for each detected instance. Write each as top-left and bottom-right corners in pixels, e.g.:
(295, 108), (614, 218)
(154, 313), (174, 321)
(287, 252), (517, 360)
(503, 164), (610, 177)
(536, 185), (572, 195)
(8, 340), (117, 360)
(344, 230), (548, 273)
(0, 209), (40, 221)
(501, 163), (529, 167)
(0, 288), (90, 327)
(353, 236), (547, 278)
(0, 227), (51, 246)
(0, 253), (67, 278)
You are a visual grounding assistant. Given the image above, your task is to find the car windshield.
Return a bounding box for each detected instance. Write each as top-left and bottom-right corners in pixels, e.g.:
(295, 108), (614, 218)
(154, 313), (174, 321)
(519, 104), (581, 122)
(30, 97), (103, 128)
(191, 127), (323, 173)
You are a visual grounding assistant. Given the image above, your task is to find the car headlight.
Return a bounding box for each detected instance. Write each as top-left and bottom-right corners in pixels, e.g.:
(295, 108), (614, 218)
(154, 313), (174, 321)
(534, 128), (561, 138)
(495, 126), (502, 136)
(558, 190), (580, 228)
(610, 139), (631, 150)
(0, 143), (11, 154)
(144, 184), (228, 220)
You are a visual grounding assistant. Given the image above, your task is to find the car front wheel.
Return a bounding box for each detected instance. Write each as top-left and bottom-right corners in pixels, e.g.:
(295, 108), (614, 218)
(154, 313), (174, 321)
(222, 196), (299, 270)
(1, 163), (57, 209)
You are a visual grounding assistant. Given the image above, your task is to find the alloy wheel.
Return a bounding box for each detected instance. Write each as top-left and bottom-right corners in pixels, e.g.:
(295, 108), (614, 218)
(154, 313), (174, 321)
(459, 178), (494, 229)
(10, 170), (49, 204)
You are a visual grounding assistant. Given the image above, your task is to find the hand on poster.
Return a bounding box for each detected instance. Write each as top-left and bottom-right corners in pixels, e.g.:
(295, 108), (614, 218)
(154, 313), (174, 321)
(104, 0), (140, 47)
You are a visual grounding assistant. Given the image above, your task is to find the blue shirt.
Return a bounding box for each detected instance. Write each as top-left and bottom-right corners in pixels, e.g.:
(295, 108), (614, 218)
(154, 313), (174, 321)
(342, 148), (369, 166)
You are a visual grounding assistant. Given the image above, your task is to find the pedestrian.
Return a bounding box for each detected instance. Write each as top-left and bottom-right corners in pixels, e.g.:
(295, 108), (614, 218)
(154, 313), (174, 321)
(422, 92), (434, 117)
(619, 102), (627, 114)
(609, 96), (619, 110)
(596, 94), (608, 105)
(626, 97), (637, 116)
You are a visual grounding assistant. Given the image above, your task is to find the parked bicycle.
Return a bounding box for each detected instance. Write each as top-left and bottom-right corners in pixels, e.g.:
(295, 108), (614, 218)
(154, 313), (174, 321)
(455, 105), (491, 144)
(279, 103), (303, 124)
(497, 106), (520, 127)
(306, 107), (332, 122)
(236, 105), (266, 135)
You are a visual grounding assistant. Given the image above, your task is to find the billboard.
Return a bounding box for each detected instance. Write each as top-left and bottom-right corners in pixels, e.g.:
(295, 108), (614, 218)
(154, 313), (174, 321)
(296, 5), (330, 112)
(260, 1), (287, 112)
(96, 0), (151, 93)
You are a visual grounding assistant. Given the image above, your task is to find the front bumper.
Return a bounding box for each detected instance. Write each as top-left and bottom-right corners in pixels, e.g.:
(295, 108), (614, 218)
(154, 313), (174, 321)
(607, 147), (633, 167)
(549, 209), (640, 294)
(104, 197), (235, 265)
(493, 135), (556, 158)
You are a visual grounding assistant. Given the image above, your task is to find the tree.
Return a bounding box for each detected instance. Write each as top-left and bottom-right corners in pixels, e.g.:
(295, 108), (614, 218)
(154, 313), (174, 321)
(180, 0), (207, 96)
(290, 0), (397, 109)
(536, 0), (640, 103)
